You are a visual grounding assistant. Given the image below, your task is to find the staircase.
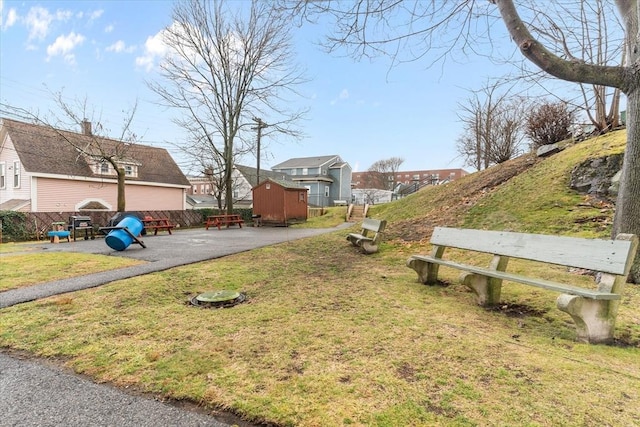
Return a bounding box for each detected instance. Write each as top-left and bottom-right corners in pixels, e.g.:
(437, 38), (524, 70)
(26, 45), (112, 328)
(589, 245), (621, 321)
(347, 204), (367, 222)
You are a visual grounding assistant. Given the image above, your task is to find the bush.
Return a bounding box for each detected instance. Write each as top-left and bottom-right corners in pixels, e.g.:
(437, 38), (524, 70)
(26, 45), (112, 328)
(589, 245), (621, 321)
(0, 211), (29, 242)
(525, 101), (575, 148)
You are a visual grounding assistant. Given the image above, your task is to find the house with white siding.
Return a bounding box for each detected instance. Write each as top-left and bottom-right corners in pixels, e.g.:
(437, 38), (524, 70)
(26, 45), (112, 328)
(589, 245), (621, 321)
(0, 117), (190, 212)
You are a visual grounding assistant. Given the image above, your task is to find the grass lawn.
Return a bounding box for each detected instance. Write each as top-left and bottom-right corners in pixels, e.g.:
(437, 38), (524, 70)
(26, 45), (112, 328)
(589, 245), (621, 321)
(0, 252), (144, 292)
(1, 231), (639, 426)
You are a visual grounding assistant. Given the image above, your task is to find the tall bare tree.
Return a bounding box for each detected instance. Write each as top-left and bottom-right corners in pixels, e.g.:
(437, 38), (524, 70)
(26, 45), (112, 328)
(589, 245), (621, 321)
(149, 0), (306, 213)
(457, 81), (526, 170)
(518, 0), (624, 134)
(280, 0), (640, 281)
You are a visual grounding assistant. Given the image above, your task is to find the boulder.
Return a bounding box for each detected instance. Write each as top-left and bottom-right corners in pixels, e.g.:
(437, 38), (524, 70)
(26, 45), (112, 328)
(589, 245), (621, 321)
(569, 154), (623, 200)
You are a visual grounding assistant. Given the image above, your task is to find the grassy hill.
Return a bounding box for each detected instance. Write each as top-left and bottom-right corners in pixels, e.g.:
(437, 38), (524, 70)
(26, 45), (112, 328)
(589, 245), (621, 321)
(1, 130), (638, 427)
(373, 129), (625, 241)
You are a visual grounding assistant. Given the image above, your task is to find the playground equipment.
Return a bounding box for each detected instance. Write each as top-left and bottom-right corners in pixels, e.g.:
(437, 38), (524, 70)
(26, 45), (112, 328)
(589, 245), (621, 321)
(100, 215), (146, 251)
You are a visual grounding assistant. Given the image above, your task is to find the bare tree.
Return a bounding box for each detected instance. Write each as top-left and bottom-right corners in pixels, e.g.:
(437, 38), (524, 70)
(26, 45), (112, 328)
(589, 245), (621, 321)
(3, 94), (139, 212)
(365, 157), (404, 190)
(280, 0), (640, 281)
(149, 0), (306, 213)
(519, 0), (624, 134)
(457, 81), (527, 170)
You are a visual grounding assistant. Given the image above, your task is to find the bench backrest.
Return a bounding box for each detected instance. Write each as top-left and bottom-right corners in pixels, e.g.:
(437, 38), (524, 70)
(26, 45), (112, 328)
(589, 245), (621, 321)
(430, 227), (638, 275)
(361, 218), (386, 234)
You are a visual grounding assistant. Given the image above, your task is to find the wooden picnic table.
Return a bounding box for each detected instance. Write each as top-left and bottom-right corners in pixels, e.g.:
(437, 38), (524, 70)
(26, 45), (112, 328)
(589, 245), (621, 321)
(205, 214), (244, 230)
(142, 217), (175, 235)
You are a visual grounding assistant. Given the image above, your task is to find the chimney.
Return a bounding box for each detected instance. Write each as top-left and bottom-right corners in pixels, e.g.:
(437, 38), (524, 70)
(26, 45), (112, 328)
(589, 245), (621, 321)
(81, 119), (92, 135)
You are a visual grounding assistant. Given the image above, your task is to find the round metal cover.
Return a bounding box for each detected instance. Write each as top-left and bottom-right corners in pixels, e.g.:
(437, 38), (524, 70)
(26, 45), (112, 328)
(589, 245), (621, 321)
(190, 290), (246, 308)
(196, 290), (241, 303)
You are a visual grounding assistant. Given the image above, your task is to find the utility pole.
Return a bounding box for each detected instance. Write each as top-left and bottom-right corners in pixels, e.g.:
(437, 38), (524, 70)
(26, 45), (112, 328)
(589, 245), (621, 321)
(252, 117), (268, 185)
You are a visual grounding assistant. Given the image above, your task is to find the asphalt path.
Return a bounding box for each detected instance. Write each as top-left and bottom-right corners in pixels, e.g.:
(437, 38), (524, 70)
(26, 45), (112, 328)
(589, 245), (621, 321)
(0, 224), (351, 427)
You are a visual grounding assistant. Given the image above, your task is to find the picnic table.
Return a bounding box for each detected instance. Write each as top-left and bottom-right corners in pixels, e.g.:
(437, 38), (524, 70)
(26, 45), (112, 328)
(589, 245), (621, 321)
(142, 217), (175, 235)
(205, 214), (244, 230)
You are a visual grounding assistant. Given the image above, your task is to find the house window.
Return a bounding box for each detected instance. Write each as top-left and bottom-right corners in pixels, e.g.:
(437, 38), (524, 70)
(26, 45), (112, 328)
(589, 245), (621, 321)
(290, 169), (297, 176)
(0, 162), (5, 189)
(124, 165), (134, 176)
(324, 186), (330, 197)
(13, 161), (20, 188)
(299, 191), (305, 201)
(193, 185), (198, 194)
(205, 185), (210, 194)
(100, 162), (109, 174)
(302, 168), (308, 175)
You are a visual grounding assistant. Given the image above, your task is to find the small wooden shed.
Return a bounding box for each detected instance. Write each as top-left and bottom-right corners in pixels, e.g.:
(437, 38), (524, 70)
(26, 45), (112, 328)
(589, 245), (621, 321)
(252, 178), (308, 226)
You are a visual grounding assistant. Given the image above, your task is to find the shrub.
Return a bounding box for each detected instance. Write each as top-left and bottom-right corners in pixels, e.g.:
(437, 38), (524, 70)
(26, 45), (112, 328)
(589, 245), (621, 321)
(525, 101), (575, 148)
(0, 211), (29, 242)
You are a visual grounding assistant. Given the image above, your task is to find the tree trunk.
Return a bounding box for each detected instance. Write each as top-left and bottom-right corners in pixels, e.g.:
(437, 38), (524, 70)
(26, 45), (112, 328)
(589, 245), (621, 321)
(116, 168), (126, 212)
(613, 90), (640, 282)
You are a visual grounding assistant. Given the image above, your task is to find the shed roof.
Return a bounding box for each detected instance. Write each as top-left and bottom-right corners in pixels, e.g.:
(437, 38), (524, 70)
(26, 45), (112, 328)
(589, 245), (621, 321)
(259, 177), (308, 190)
(235, 164), (292, 187)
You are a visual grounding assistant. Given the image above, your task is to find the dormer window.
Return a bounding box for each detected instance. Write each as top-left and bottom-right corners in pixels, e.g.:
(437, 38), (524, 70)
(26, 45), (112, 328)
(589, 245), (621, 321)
(100, 162), (110, 174)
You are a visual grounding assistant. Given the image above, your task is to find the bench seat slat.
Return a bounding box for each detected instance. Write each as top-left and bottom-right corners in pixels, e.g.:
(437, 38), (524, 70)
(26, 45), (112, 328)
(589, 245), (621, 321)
(409, 255), (620, 300)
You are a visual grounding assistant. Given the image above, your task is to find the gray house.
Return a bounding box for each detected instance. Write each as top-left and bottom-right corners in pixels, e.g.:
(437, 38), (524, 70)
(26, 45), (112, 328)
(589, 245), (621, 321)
(271, 155), (352, 207)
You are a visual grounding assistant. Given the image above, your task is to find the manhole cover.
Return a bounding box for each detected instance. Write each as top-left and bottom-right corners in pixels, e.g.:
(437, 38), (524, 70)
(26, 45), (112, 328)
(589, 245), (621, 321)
(190, 290), (246, 308)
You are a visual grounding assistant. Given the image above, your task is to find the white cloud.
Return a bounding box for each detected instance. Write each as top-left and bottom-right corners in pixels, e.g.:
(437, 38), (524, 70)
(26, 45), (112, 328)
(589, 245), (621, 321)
(25, 6), (53, 40)
(331, 89), (350, 105)
(46, 31), (85, 62)
(2, 8), (18, 30)
(106, 40), (135, 54)
(135, 29), (169, 72)
(23, 6), (73, 41)
(104, 24), (114, 33)
(89, 9), (103, 21)
(56, 9), (73, 21)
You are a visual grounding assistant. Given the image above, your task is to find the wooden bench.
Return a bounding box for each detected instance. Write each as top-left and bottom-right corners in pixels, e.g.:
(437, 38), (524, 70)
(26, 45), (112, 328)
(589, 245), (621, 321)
(142, 217), (175, 235)
(205, 214), (244, 230)
(406, 227), (638, 343)
(346, 218), (387, 254)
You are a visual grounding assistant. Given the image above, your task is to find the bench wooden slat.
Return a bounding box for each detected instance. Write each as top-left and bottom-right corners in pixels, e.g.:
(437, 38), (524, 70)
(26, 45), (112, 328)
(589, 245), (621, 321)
(430, 227), (635, 275)
(409, 255), (620, 300)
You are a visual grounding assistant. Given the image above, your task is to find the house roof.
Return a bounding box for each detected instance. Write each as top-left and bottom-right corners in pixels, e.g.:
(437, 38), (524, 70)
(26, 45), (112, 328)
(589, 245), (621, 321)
(271, 155), (341, 170)
(1, 118), (190, 187)
(234, 164), (292, 187)
(0, 199), (30, 211)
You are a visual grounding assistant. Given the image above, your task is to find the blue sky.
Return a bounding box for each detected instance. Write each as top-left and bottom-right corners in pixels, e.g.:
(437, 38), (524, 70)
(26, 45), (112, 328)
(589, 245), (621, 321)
(1, 0), (522, 174)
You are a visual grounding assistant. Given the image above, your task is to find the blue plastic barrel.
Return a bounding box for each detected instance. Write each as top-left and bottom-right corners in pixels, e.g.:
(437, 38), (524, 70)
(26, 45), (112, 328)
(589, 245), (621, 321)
(105, 215), (143, 251)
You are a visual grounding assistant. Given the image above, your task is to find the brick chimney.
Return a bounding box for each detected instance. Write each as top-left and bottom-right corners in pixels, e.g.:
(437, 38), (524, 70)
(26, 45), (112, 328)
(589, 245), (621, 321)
(81, 119), (92, 135)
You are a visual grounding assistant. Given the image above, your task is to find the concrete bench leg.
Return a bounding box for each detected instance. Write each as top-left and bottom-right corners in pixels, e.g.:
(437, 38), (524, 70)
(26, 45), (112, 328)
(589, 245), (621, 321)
(360, 240), (379, 254)
(406, 258), (440, 285)
(460, 272), (503, 306)
(460, 255), (508, 306)
(556, 295), (617, 344)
